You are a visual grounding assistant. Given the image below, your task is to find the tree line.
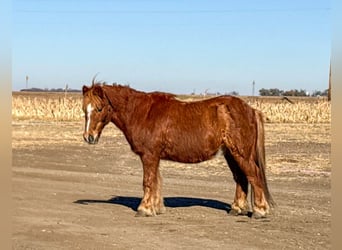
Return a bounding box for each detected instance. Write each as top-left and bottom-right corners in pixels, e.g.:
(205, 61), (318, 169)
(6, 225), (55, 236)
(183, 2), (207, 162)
(20, 87), (81, 93)
(259, 88), (329, 97)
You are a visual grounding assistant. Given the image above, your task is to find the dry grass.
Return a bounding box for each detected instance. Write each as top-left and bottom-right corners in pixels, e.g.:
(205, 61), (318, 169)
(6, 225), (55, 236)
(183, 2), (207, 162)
(247, 98), (330, 123)
(12, 92), (331, 123)
(12, 92), (83, 121)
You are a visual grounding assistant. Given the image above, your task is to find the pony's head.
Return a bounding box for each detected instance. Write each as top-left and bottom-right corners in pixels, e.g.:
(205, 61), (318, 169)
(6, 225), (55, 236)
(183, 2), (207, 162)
(82, 84), (112, 144)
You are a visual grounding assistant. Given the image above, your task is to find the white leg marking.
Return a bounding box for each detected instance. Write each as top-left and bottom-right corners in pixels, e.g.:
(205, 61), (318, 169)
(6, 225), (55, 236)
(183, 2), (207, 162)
(86, 103), (94, 133)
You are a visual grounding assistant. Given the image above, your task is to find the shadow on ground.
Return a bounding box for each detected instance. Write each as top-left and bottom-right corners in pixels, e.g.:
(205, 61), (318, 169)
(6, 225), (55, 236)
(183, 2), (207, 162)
(74, 196), (231, 213)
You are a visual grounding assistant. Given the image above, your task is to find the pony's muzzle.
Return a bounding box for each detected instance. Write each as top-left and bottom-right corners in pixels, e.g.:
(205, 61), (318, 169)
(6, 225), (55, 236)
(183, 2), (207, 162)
(83, 134), (99, 144)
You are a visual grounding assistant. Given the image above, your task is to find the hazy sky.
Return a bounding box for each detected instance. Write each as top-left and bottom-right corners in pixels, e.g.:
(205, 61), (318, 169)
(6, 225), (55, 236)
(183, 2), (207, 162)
(13, 0), (331, 95)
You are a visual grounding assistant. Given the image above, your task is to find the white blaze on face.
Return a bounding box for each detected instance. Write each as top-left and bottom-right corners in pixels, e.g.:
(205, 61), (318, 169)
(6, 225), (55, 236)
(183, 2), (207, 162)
(86, 103), (94, 133)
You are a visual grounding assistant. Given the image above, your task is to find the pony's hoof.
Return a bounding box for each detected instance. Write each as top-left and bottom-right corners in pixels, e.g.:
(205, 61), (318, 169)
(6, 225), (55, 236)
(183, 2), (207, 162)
(156, 206), (166, 215)
(252, 211), (267, 219)
(135, 208), (155, 217)
(135, 211), (152, 217)
(229, 208), (249, 216)
(229, 209), (240, 216)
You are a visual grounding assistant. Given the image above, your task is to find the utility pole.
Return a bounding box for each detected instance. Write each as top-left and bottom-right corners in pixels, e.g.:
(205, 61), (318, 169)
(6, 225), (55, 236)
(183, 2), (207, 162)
(25, 75), (29, 89)
(252, 80), (255, 96)
(64, 83), (68, 98)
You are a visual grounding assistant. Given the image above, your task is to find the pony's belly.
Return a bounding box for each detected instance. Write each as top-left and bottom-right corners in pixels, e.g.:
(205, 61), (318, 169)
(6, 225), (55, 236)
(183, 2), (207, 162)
(161, 128), (223, 163)
(161, 142), (221, 163)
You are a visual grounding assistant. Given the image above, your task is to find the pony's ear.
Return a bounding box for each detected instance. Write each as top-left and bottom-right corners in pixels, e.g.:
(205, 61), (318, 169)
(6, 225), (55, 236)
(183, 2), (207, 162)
(82, 85), (90, 95)
(93, 85), (104, 98)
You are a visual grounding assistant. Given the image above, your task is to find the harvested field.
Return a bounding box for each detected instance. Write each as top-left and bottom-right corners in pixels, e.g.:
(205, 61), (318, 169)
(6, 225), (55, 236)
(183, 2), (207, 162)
(12, 92), (330, 123)
(12, 92), (331, 249)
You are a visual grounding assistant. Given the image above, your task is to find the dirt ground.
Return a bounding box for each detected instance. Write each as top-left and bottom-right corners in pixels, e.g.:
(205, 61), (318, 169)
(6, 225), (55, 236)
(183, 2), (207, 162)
(12, 121), (331, 249)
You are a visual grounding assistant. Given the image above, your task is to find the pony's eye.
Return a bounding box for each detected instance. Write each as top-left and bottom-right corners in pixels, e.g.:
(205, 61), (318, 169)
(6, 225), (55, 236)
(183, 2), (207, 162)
(97, 107), (103, 112)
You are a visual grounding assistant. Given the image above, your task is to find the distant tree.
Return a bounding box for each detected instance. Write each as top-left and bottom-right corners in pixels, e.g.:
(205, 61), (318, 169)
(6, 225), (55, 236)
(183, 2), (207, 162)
(283, 90), (293, 96)
(311, 90), (323, 96)
(259, 88), (267, 96)
(259, 88), (283, 96)
(20, 87), (81, 92)
(21, 87), (44, 92)
(260, 87), (327, 97)
(283, 89), (308, 96)
(226, 91), (239, 96)
(311, 89), (328, 97)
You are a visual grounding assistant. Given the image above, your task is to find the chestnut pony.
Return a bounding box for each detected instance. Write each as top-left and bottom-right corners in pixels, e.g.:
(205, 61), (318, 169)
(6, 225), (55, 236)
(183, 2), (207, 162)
(82, 81), (274, 218)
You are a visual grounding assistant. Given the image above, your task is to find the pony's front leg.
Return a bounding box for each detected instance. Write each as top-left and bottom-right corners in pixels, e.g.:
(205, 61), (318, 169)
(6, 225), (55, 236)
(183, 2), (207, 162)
(136, 154), (165, 217)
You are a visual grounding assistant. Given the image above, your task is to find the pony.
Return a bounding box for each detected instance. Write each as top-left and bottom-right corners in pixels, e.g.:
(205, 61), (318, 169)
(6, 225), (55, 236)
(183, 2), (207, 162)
(82, 80), (274, 218)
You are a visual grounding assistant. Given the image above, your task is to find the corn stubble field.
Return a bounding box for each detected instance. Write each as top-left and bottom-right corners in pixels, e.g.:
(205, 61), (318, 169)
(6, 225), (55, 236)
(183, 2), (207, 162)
(12, 91), (330, 123)
(12, 91), (331, 249)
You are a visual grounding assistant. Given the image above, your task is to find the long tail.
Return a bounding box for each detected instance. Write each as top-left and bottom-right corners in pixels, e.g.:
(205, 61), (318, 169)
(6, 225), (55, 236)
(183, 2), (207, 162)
(255, 110), (275, 207)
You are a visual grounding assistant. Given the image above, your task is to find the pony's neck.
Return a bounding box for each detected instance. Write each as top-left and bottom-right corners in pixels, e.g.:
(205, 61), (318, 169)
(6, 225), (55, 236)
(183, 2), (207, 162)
(103, 85), (141, 131)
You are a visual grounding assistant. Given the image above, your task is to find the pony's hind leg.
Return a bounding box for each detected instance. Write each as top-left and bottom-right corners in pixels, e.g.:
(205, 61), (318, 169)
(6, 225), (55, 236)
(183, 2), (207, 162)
(136, 154), (165, 217)
(219, 104), (271, 218)
(223, 147), (249, 216)
(233, 158), (270, 218)
(223, 140), (270, 218)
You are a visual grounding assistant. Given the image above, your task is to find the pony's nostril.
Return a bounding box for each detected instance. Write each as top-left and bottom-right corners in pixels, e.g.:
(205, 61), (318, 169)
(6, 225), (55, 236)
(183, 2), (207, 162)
(89, 135), (94, 143)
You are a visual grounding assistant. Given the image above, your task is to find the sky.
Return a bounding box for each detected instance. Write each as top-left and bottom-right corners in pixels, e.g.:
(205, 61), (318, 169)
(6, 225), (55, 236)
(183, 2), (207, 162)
(12, 0), (331, 95)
